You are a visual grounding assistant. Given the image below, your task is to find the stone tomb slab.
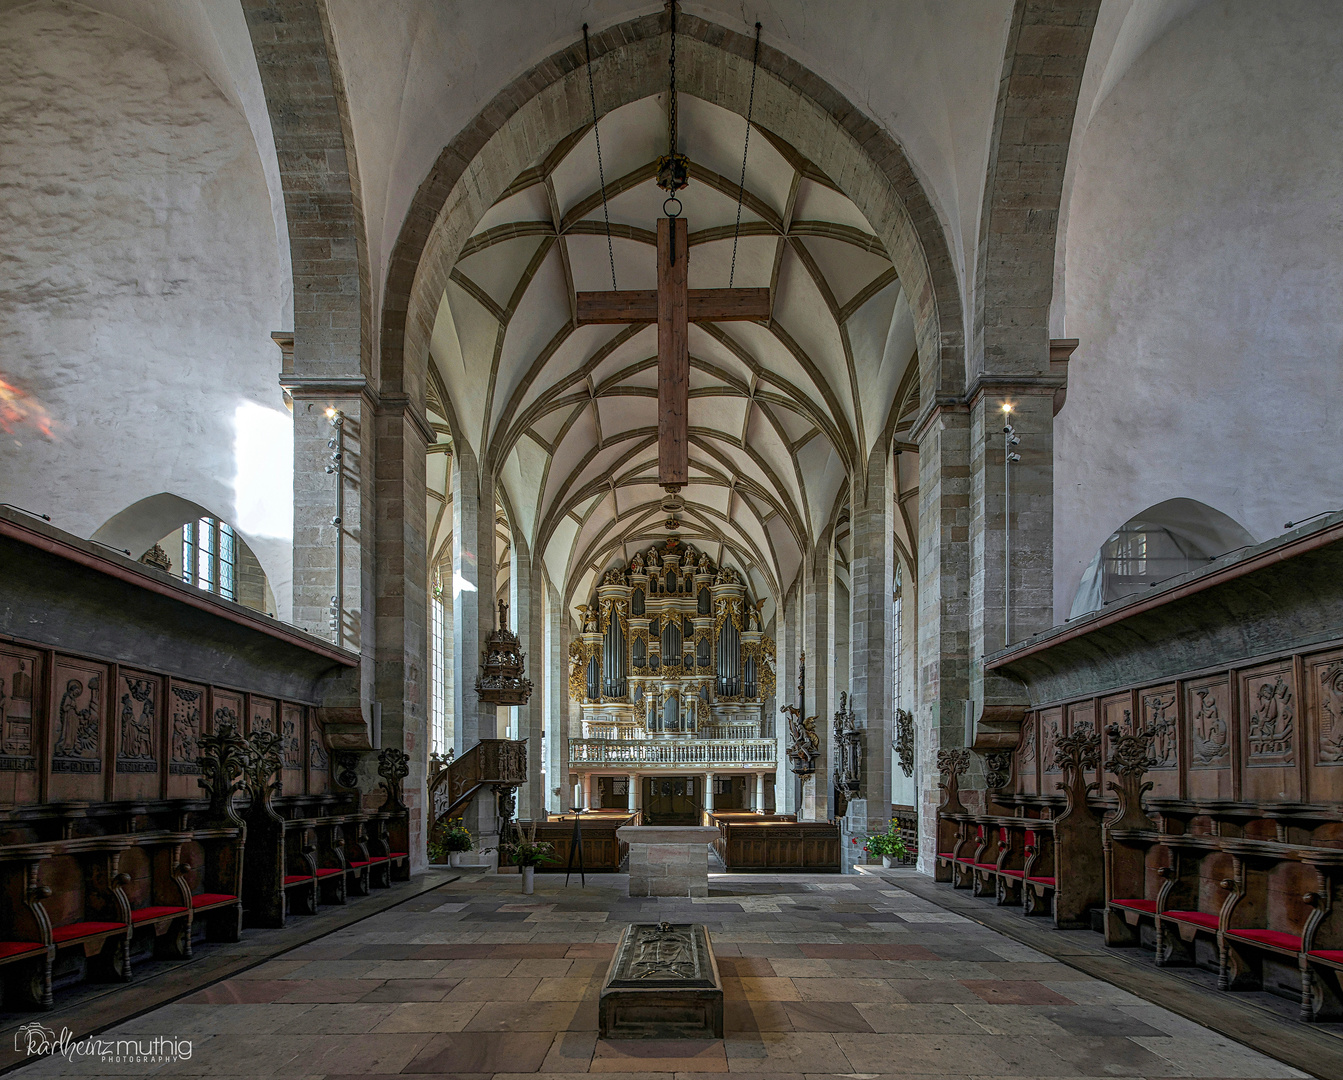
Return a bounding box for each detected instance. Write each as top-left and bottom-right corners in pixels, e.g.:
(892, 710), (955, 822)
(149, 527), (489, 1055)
(599, 922), (723, 1039)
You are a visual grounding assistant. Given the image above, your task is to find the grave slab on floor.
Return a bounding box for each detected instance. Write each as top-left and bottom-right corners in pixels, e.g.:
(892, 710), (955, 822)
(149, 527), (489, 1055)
(599, 921), (723, 1039)
(617, 825), (718, 897)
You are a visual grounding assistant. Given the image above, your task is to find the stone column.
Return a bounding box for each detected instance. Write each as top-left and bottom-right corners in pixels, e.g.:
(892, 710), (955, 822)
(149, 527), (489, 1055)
(510, 537), (544, 820)
(915, 406), (973, 872)
(286, 388), (374, 715)
(704, 772), (715, 811)
(451, 444), (498, 750)
(755, 773), (765, 812)
(583, 773), (594, 810)
(372, 400), (431, 868)
(848, 444), (896, 850)
(802, 549), (831, 821)
(544, 580), (565, 814)
(777, 582), (799, 815)
(451, 444), (498, 845)
(632, 773), (643, 814)
(970, 387), (1055, 729)
(556, 592), (573, 812)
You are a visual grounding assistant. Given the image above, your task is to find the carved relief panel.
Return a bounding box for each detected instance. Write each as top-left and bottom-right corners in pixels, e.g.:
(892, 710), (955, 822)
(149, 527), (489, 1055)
(307, 711), (329, 794)
(1140, 684), (1179, 797)
(115, 670), (161, 801)
(1185, 677), (1233, 800)
(0, 644), (41, 805)
(280, 702), (305, 796)
(1067, 701), (1098, 786)
(1015, 713), (1038, 795)
(1240, 662), (1299, 801)
(212, 690), (244, 738)
(50, 656), (107, 800)
(1306, 650), (1343, 802)
(1040, 708), (1063, 787)
(167, 680), (204, 798)
(250, 697), (276, 736)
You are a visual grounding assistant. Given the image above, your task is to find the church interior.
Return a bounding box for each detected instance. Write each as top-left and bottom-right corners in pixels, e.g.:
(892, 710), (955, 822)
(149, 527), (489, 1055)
(2, 1), (1342, 1077)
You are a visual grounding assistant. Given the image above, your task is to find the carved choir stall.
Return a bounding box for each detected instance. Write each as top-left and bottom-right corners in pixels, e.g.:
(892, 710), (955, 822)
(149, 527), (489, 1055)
(0, 508), (409, 1016)
(567, 540), (777, 823)
(935, 511), (1343, 1024)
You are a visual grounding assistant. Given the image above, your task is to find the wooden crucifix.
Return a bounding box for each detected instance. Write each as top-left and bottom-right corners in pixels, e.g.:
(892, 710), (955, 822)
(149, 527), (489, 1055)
(575, 216), (769, 491)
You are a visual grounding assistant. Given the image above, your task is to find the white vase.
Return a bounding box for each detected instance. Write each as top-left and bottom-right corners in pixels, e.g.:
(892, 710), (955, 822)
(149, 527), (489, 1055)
(450, 852), (462, 868)
(882, 855), (893, 869)
(522, 865), (535, 894)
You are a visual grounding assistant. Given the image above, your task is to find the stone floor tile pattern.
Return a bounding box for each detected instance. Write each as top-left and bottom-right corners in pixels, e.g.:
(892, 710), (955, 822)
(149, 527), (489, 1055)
(13, 870), (1309, 1079)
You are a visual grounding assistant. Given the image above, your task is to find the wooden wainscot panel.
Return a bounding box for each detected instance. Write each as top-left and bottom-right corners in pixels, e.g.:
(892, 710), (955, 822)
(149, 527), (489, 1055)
(1306, 649), (1343, 802)
(1100, 692), (1135, 798)
(212, 689), (244, 737)
(115, 669), (161, 801)
(307, 710), (329, 795)
(1239, 661), (1299, 802)
(249, 696), (277, 736)
(1067, 701), (1097, 786)
(167, 680), (205, 797)
(1185, 676), (1233, 800)
(0, 642), (41, 806)
(1040, 708), (1063, 781)
(1016, 712), (1039, 795)
(49, 655), (107, 800)
(280, 702), (305, 795)
(1139, 684), (1179, 797)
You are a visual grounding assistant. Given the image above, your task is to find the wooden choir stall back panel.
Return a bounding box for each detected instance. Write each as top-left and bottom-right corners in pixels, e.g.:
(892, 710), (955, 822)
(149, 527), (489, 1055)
(936, 514), (1343, 1022)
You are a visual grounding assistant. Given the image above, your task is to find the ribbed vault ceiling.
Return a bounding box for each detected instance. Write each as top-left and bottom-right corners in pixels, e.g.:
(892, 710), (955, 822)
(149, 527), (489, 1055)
(426, 93), (917, 619)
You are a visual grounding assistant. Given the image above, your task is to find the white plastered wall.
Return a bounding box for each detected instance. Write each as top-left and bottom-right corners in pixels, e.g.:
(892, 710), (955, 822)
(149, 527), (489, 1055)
(1053, 0), (1343, 621)
(0, 0), (294, 617)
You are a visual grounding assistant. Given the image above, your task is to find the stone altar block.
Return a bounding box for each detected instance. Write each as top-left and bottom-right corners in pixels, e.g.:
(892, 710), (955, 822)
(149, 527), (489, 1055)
(617, 825), (718, 897)
(599, 921), (723, 1039)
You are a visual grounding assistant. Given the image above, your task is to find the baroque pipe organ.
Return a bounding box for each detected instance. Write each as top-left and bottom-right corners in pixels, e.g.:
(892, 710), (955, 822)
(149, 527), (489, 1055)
(567, 540), (777, 813)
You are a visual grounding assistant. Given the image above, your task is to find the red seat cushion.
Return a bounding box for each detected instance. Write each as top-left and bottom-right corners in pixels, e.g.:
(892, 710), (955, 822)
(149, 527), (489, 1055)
(52, 921), (125, 942)
(1113, 898), (1157, 914)
(348, 860), (370, 867)
(1228, 928), (1302, 952)
(1309, 950), (1343, 964)
(131, 906), (187, 923)
(999, 869), (1025, 878)
(937, 852), (955, 859)
(1028, 876), (1056, 885)
(389, 852), (408, 858)
(369, 856), (390, 863)
(314, 868), (342, 878)
(1165, 910), (1219, 930)
(973, 862), (999, 870)
(0, 941), (44, 959)
(191, 893), (236, 908)
(283, 874), (312, 885)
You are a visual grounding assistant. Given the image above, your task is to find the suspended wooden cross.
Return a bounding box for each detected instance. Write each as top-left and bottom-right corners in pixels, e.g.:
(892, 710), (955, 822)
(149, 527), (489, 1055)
(575, 219), (769, 491)
(575, 6), (767, 492)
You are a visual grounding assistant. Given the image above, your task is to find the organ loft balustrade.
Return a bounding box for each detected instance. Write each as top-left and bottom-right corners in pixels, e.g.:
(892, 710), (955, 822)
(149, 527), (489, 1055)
(567, 738), (776, 767)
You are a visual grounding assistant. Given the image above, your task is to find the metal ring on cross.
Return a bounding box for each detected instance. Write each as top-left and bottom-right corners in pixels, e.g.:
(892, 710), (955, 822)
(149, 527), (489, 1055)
(663, 196), (682, 218)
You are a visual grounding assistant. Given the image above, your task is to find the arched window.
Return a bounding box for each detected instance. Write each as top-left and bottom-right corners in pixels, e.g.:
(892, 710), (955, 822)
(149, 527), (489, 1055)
(1070, 499), (1255, 618)
(182, 515), (236, 600)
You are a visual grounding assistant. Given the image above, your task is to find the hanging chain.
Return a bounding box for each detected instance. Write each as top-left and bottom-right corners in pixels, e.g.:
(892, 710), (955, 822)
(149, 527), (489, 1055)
(729, 23), (762, 289)
(583, 24), (618, 292)
(667, 3), (678, 158)
(657, 2), (689, 209)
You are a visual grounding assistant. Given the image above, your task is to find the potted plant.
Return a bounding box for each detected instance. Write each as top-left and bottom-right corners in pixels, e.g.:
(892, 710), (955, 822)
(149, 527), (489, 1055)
(499, 821), (556, 894)
(435, 818), (476, 867)
(862, 824), (909, 869)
